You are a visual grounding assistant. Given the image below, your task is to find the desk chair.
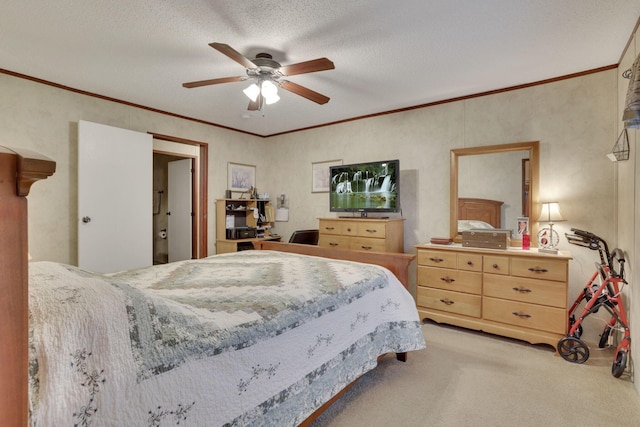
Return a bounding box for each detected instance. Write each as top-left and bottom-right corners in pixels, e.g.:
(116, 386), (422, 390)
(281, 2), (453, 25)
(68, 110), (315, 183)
(288, 229), (319, 245)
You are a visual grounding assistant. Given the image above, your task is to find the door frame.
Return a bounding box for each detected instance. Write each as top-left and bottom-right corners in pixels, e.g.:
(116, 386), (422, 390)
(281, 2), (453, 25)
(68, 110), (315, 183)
(150, 132), (208, 258)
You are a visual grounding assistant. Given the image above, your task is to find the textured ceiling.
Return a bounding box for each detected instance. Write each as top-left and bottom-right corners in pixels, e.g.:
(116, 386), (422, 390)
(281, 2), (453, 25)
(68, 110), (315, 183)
(1, 0), (639, 137)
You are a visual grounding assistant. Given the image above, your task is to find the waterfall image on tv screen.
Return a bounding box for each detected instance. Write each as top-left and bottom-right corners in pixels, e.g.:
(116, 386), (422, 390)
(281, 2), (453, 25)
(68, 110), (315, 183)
(330, 160), (399, 213)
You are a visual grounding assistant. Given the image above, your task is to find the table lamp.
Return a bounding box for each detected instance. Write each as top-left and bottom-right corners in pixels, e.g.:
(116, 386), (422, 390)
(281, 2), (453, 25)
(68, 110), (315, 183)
(537, 202), (565, 254)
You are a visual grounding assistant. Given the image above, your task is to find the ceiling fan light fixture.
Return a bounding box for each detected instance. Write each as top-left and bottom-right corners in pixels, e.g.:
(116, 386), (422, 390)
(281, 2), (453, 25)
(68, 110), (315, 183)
(243, 83), (260, 102)
(261, 79), (280, 105)
(183, 43), (334, 111)
(261, 80), (278, 97)
(265, 93), (280, 105)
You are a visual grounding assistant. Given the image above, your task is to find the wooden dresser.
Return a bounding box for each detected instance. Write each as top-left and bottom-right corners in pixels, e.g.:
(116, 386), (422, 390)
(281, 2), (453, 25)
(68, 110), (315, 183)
(318, 218), (404, 253)
(415, 244), (571, 349)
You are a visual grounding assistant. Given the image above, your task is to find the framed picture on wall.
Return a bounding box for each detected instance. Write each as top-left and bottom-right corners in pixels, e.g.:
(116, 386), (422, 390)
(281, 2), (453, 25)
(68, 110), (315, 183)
(312, 159), (342, 193)
(228, 162), (256, 192)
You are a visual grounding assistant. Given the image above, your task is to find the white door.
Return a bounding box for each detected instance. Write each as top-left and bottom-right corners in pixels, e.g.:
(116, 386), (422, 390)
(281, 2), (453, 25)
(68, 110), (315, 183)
(78, 120), (152, 273)
(168, 158), (192, 262)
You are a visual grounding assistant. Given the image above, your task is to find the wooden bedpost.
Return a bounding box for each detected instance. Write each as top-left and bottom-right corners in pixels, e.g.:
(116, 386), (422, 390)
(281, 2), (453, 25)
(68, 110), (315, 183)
(0, 146), (55, 427)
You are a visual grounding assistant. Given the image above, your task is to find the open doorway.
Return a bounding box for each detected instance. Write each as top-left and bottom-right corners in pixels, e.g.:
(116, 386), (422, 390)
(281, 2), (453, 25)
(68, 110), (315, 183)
(153, 154), (193, 263)
(151, 133), (208, 263)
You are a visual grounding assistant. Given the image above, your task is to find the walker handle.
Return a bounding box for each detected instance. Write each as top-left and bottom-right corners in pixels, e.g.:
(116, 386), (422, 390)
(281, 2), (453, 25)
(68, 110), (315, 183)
(570, 228), (597, 240)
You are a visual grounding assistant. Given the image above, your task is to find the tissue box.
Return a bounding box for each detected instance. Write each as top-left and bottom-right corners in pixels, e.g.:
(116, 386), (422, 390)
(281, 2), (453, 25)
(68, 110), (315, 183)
(462, 229), (511, 249)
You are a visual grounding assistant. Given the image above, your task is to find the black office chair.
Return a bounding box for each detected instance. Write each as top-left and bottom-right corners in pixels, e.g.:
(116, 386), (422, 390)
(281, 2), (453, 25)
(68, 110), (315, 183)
(288, 229), (319, 245)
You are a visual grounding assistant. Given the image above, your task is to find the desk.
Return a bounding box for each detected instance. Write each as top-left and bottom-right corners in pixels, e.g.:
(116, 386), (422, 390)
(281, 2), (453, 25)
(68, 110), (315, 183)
(216, 236), (281, 254)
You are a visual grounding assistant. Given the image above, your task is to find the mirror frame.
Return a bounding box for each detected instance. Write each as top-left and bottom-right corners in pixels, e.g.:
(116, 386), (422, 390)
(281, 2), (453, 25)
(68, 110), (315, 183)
(450, 141), (540, 243)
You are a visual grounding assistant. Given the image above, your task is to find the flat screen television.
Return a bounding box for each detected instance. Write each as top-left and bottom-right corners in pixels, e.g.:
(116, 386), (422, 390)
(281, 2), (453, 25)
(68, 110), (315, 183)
(329, 159), (400, 216)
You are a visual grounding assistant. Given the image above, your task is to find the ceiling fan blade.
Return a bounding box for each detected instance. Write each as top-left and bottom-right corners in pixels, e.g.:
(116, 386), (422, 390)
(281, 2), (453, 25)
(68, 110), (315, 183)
(183, 76), (245, 88)
(279, 58), (334, 76)
(280, 81), (330, 105)
(247, 94), (263, 111)
(209, 42), (257, 69)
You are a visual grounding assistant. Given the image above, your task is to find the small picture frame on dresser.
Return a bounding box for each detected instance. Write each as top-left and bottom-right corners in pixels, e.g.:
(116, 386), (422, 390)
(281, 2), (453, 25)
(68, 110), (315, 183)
(516, 217), (529, 236)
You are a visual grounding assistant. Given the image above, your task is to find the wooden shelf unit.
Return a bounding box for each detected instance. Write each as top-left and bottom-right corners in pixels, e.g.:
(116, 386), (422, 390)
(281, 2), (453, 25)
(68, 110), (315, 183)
(216, 198), (277, 254)
(415, 244), (571, 349)
(318, 217), (404, 253)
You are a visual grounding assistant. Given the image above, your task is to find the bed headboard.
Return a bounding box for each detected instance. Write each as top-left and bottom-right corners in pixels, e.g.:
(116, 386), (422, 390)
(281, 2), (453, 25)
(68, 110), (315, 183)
(457, 197), (503, 229)
(0, 146), (55, 427)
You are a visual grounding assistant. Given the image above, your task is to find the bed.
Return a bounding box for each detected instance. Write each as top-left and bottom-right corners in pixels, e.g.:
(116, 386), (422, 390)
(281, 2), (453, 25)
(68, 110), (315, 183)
(0, 147), (426, 427)
(457, 197), (503, 232)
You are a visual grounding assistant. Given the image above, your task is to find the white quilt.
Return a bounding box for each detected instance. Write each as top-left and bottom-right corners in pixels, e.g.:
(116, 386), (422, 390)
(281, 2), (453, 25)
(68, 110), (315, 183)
(28, 250), (425, 426)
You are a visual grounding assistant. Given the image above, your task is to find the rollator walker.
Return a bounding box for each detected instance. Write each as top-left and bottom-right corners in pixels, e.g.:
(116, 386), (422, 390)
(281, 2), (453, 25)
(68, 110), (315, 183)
(557, 229), (630, 378)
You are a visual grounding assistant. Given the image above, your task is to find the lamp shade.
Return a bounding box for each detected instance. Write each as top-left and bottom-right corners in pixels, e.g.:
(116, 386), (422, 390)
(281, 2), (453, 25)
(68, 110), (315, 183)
(243, 83), (260, 102)
(261, 80), (278, 97)
(264, 93), (280, 105)
(261, 80), (279, 105)
(538, 202), (565, 223)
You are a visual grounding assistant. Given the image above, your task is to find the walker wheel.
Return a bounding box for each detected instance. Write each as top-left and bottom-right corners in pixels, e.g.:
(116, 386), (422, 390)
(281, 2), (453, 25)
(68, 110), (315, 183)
(598, 325), (612, 349)
(612, 351), (628, 378)
(557, 337), (590, 364)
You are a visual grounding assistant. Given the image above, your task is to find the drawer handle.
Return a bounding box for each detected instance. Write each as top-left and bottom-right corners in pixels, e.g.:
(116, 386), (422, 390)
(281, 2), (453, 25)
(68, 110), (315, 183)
(512, 312), (532, 319)
(492, 264), (499, 269)
(467, 260), (474, 266)
(528, 267), (548, 274)
(360, 245), (373, 250)
(365, 229), (378, 233)
(512, 287), (532, 293)
(325, 227), (335, 231)
(439, 298), (455, 306)
(329, 242), (339, 247)
(440, 277), (455, 284)
(347, 228), (351, 232)
(429, 257), (444, 263)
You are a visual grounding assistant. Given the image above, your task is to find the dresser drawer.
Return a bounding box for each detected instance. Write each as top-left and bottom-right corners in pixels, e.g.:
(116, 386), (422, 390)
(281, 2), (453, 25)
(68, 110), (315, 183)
(319, 234), (350, 249)
(417, 287), (481, 318)
(483, 297), (566, 334)
(483, 255), (510, 275)
(319, 220), (345, 235)
(417, 266), (482, 294)
(457, 253), (483, 272)
(511, 257), (567, 282)
(351, 237), (386, 252)
(417, 250), (457, 269)
(355, 222), (386, 238)
(484, 274), (567, 308)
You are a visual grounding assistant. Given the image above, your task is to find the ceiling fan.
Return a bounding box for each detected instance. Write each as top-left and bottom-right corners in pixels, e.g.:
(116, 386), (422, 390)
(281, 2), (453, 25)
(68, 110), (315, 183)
(183, 42), (335, 111)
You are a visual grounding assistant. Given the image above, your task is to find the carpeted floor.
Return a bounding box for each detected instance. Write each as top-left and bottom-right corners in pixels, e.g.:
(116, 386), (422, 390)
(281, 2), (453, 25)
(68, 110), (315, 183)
(311, 321), (640, 427)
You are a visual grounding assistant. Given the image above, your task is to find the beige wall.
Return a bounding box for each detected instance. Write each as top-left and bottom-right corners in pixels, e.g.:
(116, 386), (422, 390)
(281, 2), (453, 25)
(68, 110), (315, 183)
(1, 64), (633, 387)
(0, 73), (269, 264)
(264, 72), (618, 305)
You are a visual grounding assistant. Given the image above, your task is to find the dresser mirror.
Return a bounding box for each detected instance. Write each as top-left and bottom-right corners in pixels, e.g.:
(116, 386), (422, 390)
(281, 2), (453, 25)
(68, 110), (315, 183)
(450, 141), (540, 243)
